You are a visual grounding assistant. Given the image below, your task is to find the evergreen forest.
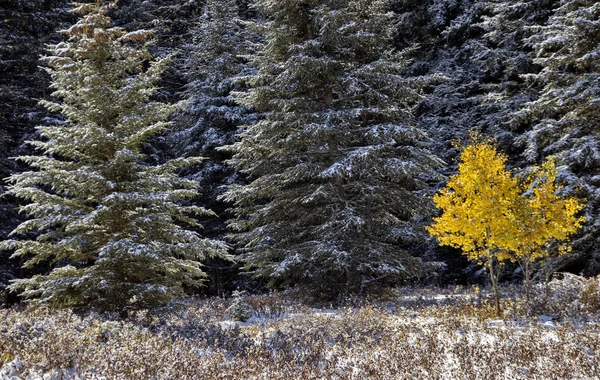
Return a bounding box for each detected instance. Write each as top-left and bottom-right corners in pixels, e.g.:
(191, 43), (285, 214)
(2, 1), (600, 378)
(2, 0), (598, 306)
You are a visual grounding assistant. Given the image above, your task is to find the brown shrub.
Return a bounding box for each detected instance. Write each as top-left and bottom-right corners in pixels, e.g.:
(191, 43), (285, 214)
(1, 290), (599, 379)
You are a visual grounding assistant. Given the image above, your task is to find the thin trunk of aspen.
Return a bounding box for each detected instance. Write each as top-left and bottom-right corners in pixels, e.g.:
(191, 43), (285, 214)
(489, 256), (501, 317)
(524, 258), (531, 310)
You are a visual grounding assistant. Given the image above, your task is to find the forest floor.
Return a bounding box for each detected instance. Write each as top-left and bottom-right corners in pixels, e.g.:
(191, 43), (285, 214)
(1, 277), (599, 379)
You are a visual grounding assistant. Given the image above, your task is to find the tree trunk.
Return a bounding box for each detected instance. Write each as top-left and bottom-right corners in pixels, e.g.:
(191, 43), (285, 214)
(524, 258), (531, 311)
(488, 257), (501, 317)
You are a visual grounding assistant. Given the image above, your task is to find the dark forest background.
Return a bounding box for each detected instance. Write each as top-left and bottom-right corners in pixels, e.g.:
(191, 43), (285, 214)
(2, 0), (598, 304)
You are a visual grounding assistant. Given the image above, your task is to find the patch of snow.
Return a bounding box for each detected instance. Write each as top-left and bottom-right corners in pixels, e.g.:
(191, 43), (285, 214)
(487, 320), (506, 328)
(0, 357), (23, 379)
(542, 321), (556, 330)
(537, 315), (553, 323)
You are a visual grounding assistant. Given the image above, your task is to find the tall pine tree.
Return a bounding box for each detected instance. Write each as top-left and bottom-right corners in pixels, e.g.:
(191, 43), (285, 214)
(171, 0), (257, 293)
(0, 1), (229, 311)
(223, 0), (443, 294)
(515, 0), (600, 275)
(474, 0), (558, 148)
(175, 0), (255, 231)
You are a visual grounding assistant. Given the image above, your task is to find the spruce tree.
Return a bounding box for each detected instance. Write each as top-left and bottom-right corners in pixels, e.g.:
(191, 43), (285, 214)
(515, 0), (600, 275)
(174, 0), (255, 228)
(409, 0), (483, 162)
(0, 1), (229, 311)
(171, 0), (256, 293)
(223, 0), (443, 294)
(412, 0), (557, 161)
(109, 0), (206, 102)
(474, 0), (558, 144)
(383, 0), (489, 283)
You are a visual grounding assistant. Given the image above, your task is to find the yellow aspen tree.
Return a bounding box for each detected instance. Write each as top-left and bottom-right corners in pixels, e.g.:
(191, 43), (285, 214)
(426, 136), (520, 316)
(513, 158), (585, 306)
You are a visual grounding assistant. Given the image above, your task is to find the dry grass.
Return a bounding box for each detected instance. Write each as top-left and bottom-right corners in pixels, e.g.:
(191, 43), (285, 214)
(1, 278), (599, 379)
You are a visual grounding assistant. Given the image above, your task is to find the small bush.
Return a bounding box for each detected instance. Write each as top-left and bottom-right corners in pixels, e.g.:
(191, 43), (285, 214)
(580, 275), (600, 313)
(226, 290), (252, 322)
(525, 273), (600, 318)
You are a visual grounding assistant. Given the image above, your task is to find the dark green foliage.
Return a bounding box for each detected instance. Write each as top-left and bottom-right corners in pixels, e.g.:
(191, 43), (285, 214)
(172, 0), (258, 294)
(515, 0), (600, 276)
(223, 0), (443, 294)
(2, 0), (600, 298)
(0, 1), (229, 311)
(110, 0), (206, 104)
(0, 0), (72, 302)
(475, 0), (558, 146)
(0, 0), (70, 181)
(175, 0), (256, 236)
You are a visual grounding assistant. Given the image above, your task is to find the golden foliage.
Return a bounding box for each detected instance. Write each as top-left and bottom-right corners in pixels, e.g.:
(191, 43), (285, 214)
(512, 158), (585, 263)
(428, 133), (585, 271)
(426, 135), (519, 264)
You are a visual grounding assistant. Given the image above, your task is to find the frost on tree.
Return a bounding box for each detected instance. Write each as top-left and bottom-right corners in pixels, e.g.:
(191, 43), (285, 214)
(412, 0), (558, 164)
(409, 0), (485, 165)
(223, 0), (443, 294)
(0, 1), (229, 311)
(0, 0), (72, 302)
(473, 0), (558, 146)
(169, 0), (257, 292)
(515, 0), (600, 275)
(173, 0), (256, 235)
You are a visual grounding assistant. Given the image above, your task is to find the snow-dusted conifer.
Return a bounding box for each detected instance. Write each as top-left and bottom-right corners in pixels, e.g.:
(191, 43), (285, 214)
(0, 1), (229, 311)
(223, 0), (443, 294)
(414, 0), (558, 161)
(515, 0), (600, 274)
(474, 0), (558, 142)
(173, 0), (255, 231)
(409, 0), (483, 162)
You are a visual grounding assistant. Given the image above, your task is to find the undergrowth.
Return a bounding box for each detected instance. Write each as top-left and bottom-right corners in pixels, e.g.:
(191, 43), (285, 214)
(1, 276), (599, 379)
